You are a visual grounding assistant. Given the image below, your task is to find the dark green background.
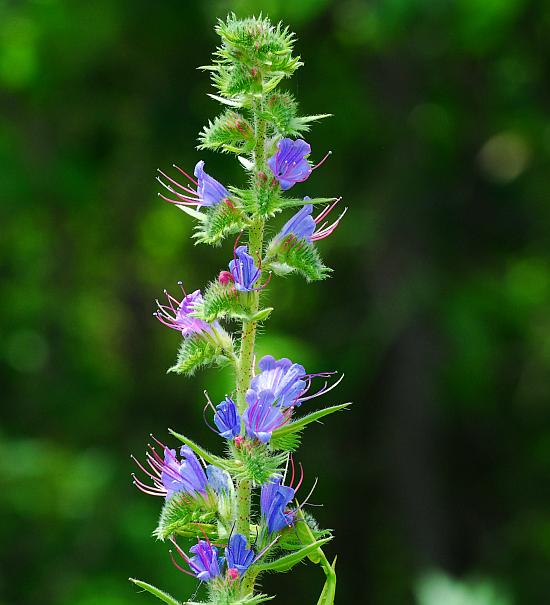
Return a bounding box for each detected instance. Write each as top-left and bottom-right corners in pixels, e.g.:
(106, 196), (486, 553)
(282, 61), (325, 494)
(2, 1), (549, 603)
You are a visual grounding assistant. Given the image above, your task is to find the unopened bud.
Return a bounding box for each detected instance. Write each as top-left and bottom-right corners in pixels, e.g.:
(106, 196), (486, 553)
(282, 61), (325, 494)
(219, 271), (234, 285)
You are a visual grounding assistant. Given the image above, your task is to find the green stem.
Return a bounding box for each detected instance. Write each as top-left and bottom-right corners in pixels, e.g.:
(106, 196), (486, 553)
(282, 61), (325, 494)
(234, 99), (267, 543)
(236, 478), (251, 537)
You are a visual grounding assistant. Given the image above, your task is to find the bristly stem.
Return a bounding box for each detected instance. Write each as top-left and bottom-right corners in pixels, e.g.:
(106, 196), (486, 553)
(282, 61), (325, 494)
(235, 98), (267, 541)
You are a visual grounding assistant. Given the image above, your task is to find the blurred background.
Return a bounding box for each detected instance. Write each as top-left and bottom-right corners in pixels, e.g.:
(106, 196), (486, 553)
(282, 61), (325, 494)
(1, 0), (549, 603)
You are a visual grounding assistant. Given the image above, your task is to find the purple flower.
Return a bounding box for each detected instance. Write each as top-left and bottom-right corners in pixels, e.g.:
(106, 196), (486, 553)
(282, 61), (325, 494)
(225, 533), (255, 576)
(274, 201), (316, 244)
(157, 160), (229, 207)
(170, 538), (222, 581)
(229, 245), (261, 292)
(154, 287), (217, 338)
(214, 397), (241, 439)
(261, 478), (296, 534)
(188, 540), (222, 581)
(242, 389), (287, 443)
(132, 440), (208, 500)
(194, 161), (230, 207)
(250, 355), (306, 410)
(273, 197), (347, 246)
(267, 138), (312, 190)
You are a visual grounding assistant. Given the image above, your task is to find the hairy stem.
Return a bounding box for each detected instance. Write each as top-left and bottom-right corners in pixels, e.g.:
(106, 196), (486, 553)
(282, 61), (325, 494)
(234, 99), (267, 543)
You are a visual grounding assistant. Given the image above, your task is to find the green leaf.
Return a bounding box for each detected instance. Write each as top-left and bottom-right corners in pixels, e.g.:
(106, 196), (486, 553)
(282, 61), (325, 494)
(193, 200), (249, 246)
(168, 430), (229, 469)
(249, 307), (273, 322)
(254, 537), (332, 573)
(175, 205), (206, 222)
(129, 579), (182, 605)
(289, 114), (332, 135)
(232, 443), (287, 485)
(270, 403), (351, 451)
(294, 510), (324, 563)
(198, 110), (255, 155)
(168, 333), (232, 376)
(206, 93), (244, 108)
(197, 280), (252, 323)
(277, 197), (336, 210)
(154, 491), (217, 541)
(268, 240), (331, 282)
(316, 557), (337, 605)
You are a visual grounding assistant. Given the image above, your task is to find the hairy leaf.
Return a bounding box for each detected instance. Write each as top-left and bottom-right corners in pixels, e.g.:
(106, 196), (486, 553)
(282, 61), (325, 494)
(270, 403), (351, 452)
(254, 537), (332, 573)
(154, 491), (217, 541)
(197, 280), (252, 323)
(193, 200), (250, 246)
(198, 110), (255, 155)
(168, 334), (232, 376)
(168, 430), (229, 469)
(268, 240), (331, 282)
(129, 579), (182, 605)
(232, 443), (287, 485)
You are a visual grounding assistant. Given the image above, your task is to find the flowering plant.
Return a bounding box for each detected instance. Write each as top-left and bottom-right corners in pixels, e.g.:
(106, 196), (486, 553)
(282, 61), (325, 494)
(130, 14), (349, 605)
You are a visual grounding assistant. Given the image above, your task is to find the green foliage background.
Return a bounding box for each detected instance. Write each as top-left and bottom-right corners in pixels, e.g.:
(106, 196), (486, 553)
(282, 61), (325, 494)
(1, 1), (549, 603)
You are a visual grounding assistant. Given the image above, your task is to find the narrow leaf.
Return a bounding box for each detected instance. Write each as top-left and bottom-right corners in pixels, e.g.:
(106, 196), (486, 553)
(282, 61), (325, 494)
(295, 509), (323, 564)
(168, 430), (229, 469)
(270, 403), (351, 449)
(129, 579), (182, 605)
(207, 93), (243, 107)
(254, 537), (332, 572)
(249, 307), (273, 322)
(316, 557), (337, 605)
(176, 205), (206, 222)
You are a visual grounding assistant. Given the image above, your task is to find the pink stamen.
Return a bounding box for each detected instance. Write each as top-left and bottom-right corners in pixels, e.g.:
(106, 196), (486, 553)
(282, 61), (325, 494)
(314, 197), (341, 224)
(173, 164), (198, 186)
(294, 461), (304, 494)
(312, 150), (332, 171)
(158, 192), (201, 206)
(289, 454), (295, 488)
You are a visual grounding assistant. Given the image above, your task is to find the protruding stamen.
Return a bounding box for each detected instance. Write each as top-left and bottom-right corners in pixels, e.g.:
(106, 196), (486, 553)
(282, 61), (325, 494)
(312, 150), (332, 171)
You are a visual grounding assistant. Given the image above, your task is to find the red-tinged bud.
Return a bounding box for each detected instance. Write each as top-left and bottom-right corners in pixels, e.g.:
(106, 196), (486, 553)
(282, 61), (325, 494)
(234, 435), (244, 447)
(227, 568), (239, 581)
(257, 171), (267, 183)
(251, 67), (258, 78)
(224, 198), (236, 211)
(218, 271), (234, 285)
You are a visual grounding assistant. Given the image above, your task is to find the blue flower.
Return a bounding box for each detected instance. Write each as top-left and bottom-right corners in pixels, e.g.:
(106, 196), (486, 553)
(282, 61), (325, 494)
(157, 161), (229, 207)
(194, 160), (230, 207)
(188, 540), (222, 581)
(160, 445), (208, 498)
(273, 201), (316, 245)
(155, 287), (220, 338)
(250, 355), (306, 410)
(267, 138), (312, 190)
(229, 245), (261, 292)
(132, 440), (211, 500)
(225, 533), (255, 576)
(272, 197), (347, 247)
(214, 397), (241, 439)
(260, 478), (296, 534)
(242, 389), (286, 443)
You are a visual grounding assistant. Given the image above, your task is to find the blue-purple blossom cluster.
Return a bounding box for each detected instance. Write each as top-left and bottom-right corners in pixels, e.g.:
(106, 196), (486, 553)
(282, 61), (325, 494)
(132, 16), (347, 603)
(211, 354), (338, 445)
(170, 532), (255, 582)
